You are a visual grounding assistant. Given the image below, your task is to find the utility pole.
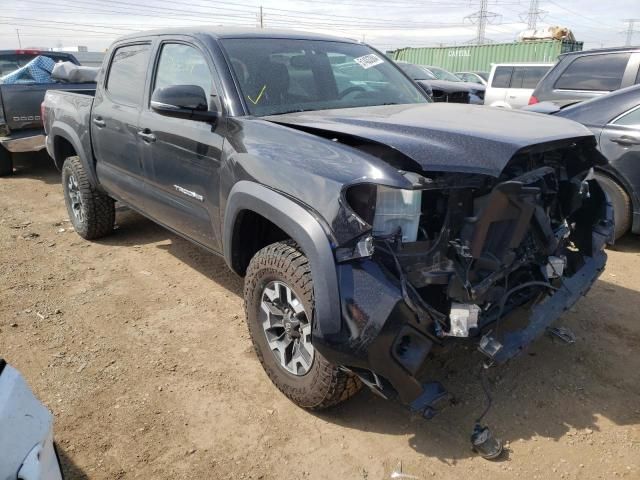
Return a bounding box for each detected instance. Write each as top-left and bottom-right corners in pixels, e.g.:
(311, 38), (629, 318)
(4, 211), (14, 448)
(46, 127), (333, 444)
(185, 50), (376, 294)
(464, 0), (500, 45)
(622, 19), (640, 46)
(525, 0), (545, 30)
(16, 28), (21, 48)
(259, 6), (264, 29)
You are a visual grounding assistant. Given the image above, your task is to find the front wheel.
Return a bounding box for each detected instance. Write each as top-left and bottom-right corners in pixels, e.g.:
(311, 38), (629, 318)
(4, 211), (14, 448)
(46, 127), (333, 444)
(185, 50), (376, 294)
(62, 156), (115, 240)
(244, 241), (361, 409)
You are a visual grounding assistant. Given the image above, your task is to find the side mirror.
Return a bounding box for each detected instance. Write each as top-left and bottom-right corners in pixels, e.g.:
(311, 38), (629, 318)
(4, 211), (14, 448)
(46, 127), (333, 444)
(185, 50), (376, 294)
(151, 84), (217, 122)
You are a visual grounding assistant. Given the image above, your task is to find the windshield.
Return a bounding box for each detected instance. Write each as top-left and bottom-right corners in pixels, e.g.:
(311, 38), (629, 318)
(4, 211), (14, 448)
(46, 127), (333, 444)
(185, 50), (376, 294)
(425, 66), (461, 82)
(398, 62), (436, 81)
(477, 72), (489, 81)
(221, 38), (427, 116)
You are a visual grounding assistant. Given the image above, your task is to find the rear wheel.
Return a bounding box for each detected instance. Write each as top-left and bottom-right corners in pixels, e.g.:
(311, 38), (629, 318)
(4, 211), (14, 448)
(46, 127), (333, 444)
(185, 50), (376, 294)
(244, 241), (361, 409)
(62, 156), (115, 240)
(0, 148), (13, 176)
(595, 173), (631, 240)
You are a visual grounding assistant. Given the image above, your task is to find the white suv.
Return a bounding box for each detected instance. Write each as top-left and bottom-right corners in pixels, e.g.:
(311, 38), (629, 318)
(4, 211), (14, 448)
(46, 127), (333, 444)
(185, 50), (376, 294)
(485, 63), (553, 109)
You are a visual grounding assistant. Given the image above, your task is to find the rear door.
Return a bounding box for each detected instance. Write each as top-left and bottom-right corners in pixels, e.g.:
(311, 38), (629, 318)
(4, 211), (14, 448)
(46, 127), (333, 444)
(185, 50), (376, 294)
(138, 39), (224, 251)
(92, 42), (152, 208)
(486, 66), (512, 107)
(506, 66), (551, 109)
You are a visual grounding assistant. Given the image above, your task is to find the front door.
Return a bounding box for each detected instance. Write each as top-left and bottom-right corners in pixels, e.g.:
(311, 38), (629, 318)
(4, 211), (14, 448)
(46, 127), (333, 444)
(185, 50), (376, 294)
(138, 40), (224, 251)
(92, 42), (152, 207)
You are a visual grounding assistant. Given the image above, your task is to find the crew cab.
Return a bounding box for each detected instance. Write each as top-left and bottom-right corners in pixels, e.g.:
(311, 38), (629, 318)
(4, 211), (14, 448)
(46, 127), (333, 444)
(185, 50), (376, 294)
(42, 28), (612, 453)
(0, 49), (94, 176)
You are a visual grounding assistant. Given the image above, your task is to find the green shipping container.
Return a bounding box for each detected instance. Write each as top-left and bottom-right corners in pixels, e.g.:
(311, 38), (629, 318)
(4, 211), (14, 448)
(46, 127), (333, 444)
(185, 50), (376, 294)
(391, 40), (583, 73)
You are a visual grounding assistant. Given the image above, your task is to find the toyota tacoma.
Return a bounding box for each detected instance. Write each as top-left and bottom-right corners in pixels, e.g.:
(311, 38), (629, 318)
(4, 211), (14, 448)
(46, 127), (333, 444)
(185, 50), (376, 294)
(42, 28), (613, 453)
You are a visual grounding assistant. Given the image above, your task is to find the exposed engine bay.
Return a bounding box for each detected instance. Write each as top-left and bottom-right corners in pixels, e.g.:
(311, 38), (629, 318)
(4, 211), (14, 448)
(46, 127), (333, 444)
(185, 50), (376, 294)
(355, 141), (609, 340)
(326, 137), (613, 414)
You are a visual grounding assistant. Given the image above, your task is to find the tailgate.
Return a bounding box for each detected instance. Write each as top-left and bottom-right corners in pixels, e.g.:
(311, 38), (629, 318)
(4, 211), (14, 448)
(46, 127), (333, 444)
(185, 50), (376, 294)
(0, 83), (95, 132)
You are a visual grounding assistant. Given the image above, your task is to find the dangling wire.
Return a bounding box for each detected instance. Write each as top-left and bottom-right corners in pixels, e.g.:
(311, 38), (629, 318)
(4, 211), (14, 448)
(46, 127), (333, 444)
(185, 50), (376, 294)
(476, 364), (493, 424)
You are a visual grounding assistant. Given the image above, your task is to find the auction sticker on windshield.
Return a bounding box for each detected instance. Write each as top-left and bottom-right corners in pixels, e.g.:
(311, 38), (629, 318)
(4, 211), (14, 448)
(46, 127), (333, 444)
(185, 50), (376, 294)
(353, 54), (384, 69)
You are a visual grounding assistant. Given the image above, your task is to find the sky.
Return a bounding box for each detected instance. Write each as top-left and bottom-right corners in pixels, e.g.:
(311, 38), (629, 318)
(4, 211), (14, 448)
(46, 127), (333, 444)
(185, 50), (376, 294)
(0, 0), (638, 53)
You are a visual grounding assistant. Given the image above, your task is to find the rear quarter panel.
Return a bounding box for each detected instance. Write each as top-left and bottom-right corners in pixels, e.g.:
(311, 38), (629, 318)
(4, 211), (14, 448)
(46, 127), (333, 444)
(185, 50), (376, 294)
(44, 91), (95, 177)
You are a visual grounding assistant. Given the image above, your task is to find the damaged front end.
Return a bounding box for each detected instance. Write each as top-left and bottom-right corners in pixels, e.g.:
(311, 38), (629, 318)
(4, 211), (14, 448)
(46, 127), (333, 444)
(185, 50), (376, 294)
(314, 138), (613, 414)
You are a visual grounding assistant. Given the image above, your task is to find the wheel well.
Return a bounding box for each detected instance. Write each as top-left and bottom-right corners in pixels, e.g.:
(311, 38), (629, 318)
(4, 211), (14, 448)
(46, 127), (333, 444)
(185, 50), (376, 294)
(231, 210), (290, 276)
(53, 136), (77, 170)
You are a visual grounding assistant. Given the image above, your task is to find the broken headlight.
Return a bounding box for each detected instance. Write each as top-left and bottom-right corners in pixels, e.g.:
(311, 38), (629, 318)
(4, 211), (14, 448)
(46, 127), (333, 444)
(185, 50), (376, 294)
(346, 184), (422, 243)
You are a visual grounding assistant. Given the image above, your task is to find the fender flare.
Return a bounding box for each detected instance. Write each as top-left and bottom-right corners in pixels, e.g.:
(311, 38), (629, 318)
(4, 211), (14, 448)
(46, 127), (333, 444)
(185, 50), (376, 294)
(48, 122), (99, 186)
(223, 181), (341, 336)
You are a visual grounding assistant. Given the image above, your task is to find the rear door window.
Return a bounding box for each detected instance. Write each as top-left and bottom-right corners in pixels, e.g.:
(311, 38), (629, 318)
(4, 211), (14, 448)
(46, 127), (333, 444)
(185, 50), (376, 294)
(510, 66), (550, 89)
(106, 43), (151, 106)
(491, 67), (513, 88)
(555, 53), (631, 91)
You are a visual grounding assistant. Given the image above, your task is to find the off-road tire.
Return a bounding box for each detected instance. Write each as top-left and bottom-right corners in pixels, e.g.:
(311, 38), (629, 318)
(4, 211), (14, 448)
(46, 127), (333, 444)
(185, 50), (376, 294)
(244, 241), (361, 409)
(62, 156), (115, 240)
(596, 173), (631, 240)
(0, 148), (13, 176)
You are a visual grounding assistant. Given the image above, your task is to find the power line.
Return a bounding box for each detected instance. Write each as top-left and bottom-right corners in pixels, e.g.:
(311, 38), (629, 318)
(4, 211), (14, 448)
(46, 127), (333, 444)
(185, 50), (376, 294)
(622, 18), (640, 46)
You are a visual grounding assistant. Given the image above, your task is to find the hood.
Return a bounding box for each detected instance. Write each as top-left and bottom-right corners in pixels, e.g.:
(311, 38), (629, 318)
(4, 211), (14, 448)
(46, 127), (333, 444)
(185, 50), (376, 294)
(417, 79), (485, 93)
(263, 103), (595, 177)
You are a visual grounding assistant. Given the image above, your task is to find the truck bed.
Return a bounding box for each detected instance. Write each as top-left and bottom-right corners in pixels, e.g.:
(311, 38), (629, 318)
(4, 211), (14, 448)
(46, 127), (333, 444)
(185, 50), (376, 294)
(1, 85), (96, 154)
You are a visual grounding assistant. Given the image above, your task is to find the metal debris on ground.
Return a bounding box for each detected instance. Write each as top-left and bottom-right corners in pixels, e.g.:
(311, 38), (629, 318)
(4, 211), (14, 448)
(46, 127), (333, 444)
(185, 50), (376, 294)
(546, 326), (576, 344)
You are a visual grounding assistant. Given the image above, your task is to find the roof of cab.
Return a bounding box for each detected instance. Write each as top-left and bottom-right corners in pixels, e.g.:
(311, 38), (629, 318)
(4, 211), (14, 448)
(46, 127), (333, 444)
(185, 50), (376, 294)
(116, 26), (359, 44)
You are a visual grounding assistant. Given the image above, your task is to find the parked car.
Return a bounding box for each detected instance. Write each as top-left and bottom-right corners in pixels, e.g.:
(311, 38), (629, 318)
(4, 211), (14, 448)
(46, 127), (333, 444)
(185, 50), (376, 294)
(43, 28), (611, 451)
(0, 358), (63, 480)
(525, 84), (640, 239)
(396, 61), (485, 104)
(455, 71), (489, 85)
(0, 49), (95, 176)
(485, 63), (553, 109)
(530, 46), (640, 106)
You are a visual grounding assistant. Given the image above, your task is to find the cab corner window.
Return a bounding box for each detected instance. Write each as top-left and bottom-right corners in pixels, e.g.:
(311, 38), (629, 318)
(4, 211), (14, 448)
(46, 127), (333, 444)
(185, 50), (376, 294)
(106, 43), (151, 106)
(153, 43), (213, 99)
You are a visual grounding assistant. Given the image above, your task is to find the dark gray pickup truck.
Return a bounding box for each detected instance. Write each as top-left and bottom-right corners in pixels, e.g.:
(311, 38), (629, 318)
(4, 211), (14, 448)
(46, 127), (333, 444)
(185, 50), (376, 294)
(43, 27), (613, 456)
(0, 49), (95, 175)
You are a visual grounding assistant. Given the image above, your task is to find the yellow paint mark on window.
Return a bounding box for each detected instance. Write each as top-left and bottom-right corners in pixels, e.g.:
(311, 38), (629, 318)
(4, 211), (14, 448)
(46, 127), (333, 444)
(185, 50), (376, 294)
(247, 85), (267, 105)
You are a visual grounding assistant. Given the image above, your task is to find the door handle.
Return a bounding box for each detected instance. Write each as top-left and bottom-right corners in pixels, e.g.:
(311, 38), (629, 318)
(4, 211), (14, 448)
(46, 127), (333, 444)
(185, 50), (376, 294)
(610, 135), (640, 146)
(137, 129), (156, 143)
(92, 117), (105, 128)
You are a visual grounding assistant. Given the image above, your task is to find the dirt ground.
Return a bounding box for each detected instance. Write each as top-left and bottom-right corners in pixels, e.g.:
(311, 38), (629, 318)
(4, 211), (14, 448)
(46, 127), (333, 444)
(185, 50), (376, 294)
(1, 154), (639, 480)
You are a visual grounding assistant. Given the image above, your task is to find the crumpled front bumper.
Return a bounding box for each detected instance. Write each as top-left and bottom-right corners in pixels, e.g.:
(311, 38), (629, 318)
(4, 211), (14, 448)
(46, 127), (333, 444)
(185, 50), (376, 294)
(314, 214), (612, 409)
